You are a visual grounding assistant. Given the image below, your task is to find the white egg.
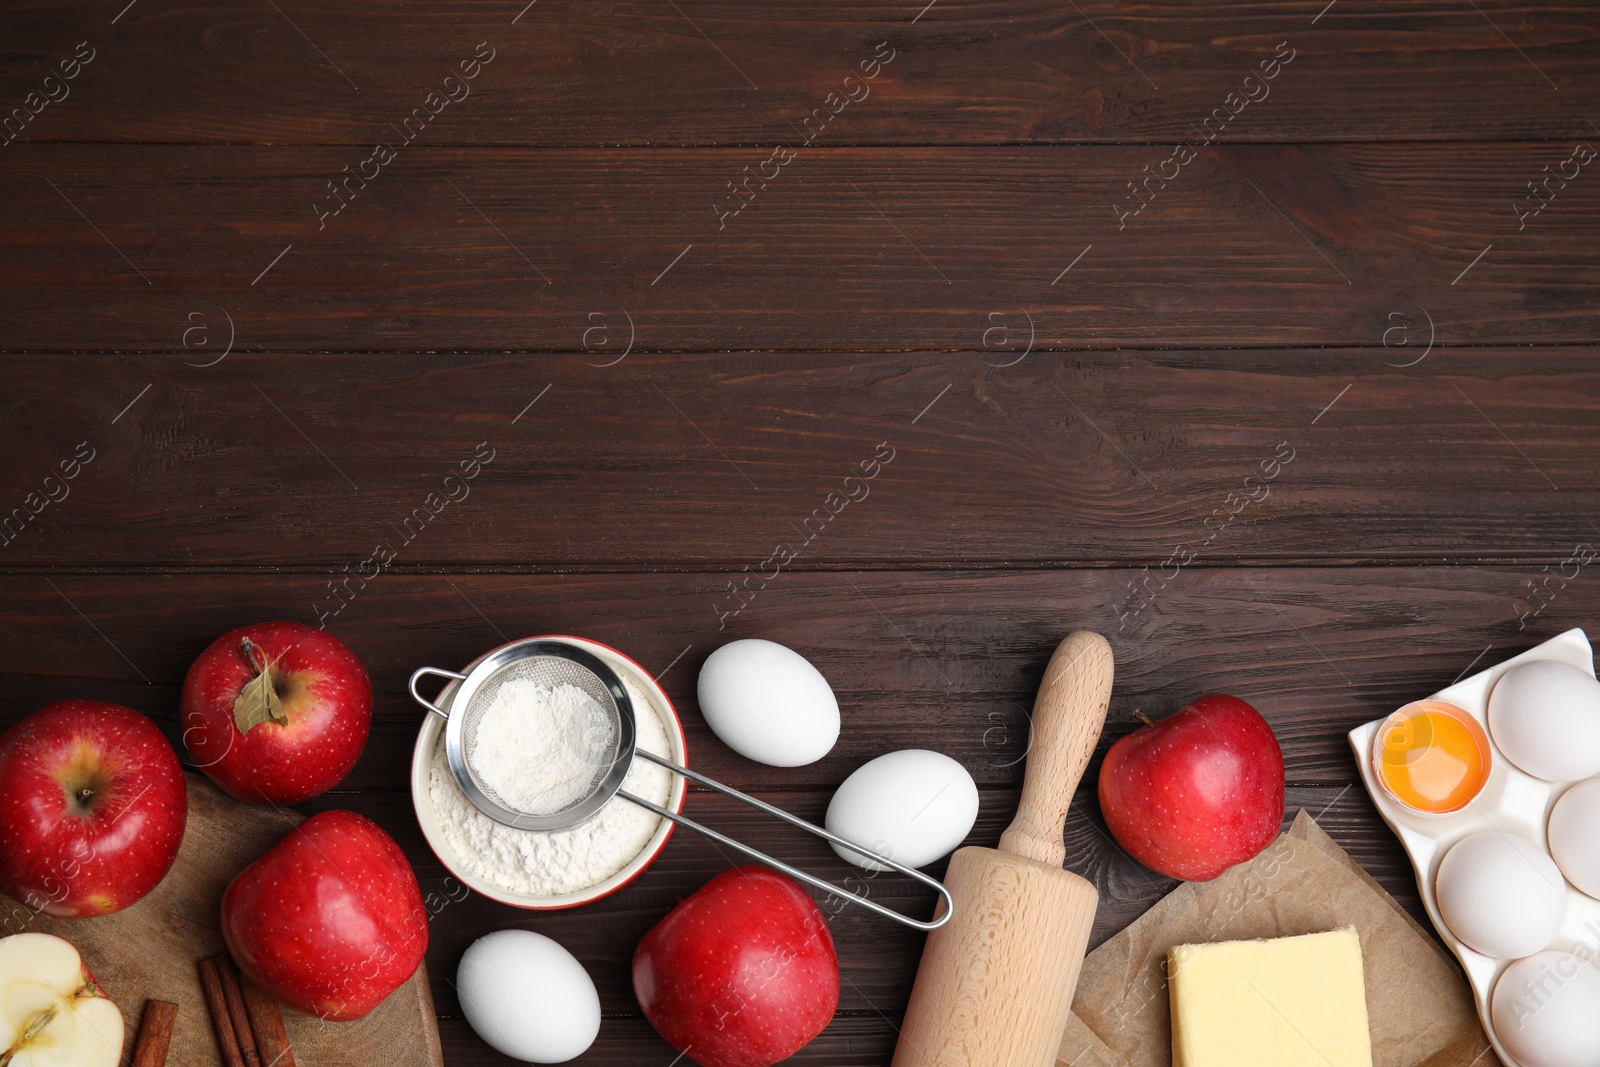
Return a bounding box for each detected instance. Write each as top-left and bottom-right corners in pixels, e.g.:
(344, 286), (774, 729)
(457, 930), (600, 1063)
(826, 750), (980, 871)
(1549, 777), (1600, 898)
(1435, 831), (1566, 959)
(1491, 951), (1600, 1067)
(1488, 659), (1600, 782)
(697, 639), (840, 767)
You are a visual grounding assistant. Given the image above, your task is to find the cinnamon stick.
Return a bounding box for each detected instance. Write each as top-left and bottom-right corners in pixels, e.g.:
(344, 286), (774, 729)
(239, 977), (297, 1067)
(214, 957), (263, 1067)
(196, 958), (247, 1067)
(132, 999), (178, 1067)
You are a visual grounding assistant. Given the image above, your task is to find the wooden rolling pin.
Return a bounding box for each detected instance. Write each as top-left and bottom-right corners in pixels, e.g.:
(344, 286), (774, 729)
(891, 631), (1114, 1067)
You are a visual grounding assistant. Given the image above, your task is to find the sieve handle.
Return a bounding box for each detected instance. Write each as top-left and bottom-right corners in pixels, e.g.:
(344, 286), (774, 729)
(623, 751), (955, 932)
(408, 666), (468, 719)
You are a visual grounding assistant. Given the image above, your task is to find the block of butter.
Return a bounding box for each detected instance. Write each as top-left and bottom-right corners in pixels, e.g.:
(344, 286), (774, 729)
(1168, 927), (1373, 1067)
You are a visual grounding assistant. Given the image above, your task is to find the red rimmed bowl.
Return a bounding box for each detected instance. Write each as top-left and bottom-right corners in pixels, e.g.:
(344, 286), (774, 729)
(409, 635), (688, 909)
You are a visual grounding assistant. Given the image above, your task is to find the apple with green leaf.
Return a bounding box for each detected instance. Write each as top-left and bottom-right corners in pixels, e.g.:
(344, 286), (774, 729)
(181, 622), (371, 805)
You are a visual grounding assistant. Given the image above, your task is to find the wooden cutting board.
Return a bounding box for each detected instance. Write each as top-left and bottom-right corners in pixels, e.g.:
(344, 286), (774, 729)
(22, 773), (445, 1067)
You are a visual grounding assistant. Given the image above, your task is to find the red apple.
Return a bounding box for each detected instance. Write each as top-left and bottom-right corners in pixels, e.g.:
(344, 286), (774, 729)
(222, 810), (427, 1022)
(182, 621), (371, 804)
(1097, 693), (1284, 881)
(0, 701), (187, 918)
(633, 866), (839, 1067)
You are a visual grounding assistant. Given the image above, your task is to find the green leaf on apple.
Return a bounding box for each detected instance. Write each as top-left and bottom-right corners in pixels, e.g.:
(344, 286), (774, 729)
(233, 667), (288, 733)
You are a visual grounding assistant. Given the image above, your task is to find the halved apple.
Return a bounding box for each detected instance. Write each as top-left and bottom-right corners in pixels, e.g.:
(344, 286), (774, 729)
(0, 933), (122, 1067)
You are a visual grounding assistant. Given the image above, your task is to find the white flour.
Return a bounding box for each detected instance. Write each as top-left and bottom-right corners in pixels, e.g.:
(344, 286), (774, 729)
(467, 679), (616, 815)
(431, 674), (674, 897)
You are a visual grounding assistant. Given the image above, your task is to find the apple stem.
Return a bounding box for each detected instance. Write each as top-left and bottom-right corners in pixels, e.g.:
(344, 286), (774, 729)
(1134, 711), (1156, 728)
(238, 637), (287, 699)
(239, 637), (268, 675)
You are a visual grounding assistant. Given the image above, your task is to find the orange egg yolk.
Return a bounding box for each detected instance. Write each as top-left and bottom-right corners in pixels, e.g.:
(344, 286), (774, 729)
(1375, 700), (1491, 814)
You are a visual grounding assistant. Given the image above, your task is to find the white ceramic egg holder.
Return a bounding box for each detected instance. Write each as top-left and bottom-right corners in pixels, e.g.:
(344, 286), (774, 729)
(1350, 627), (1600, 1067)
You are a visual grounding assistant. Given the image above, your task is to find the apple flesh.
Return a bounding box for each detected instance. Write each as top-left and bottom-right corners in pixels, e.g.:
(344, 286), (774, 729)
(633, 866), (839, 1067)
(0, 701), (187, 918)
(0, 932), (123, 1067)
(182, 621), (371, 805)
(1098, 693), (1284, 881)
(222, 810), (427, 1022)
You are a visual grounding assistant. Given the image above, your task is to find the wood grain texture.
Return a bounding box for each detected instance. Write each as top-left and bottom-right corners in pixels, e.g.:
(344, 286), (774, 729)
(0, 569), (1591, 792)
(1, 145), (1596, 351)
(0, 567), (1579, 1031)
(12, 774), (444, 1067)
(436, 1013), (898, 1066)
(0, 2), (1594, 145)
(3, 0), (1590, 1057)
(0, 354), (1596, 568)
(0, 568), (1480, 1026)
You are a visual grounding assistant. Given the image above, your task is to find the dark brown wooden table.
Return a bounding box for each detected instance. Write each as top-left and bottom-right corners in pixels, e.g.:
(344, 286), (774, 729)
(3, 2), (1597, 1062)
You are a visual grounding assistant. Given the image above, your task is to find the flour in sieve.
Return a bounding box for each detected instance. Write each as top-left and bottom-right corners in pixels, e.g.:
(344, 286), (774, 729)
(466, 679), (616, 815)
(430, 674), (675, 897)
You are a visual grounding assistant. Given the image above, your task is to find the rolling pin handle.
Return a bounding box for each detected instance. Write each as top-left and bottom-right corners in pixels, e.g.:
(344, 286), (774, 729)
(997, 631), (1115, 868)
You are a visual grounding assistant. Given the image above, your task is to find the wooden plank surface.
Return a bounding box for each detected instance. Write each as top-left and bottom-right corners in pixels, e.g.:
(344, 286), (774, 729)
(432, 1014), (898, 1067)
(1, 566), (1592, 1049)
(3, 0), (1593, 1062)
(0, 568), (1590, 792)
(3, 425), (1585, 1065)
(0, 353), (1596, 567)
(1, 144), (1597, 351)
(0, 1), (1594, 145)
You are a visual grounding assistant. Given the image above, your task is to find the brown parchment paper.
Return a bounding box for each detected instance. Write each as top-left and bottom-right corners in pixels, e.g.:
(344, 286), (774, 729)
(1057, 810), (1499, 1067)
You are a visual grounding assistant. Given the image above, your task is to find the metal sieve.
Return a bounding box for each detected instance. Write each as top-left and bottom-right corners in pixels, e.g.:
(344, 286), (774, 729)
(410, 637), (953, 930)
